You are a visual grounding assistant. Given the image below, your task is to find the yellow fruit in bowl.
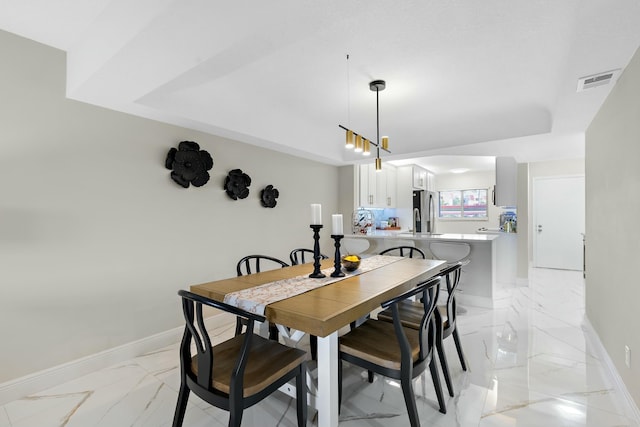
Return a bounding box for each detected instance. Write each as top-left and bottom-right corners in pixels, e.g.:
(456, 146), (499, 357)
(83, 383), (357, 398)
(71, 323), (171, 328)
(341, 254), (361, 271)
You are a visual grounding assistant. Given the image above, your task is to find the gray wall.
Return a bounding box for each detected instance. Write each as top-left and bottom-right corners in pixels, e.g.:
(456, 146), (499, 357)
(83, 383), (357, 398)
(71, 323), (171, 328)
(586, 46), (640, 407)
(0, 30), (338, 383)
(337, 165), (357, 228)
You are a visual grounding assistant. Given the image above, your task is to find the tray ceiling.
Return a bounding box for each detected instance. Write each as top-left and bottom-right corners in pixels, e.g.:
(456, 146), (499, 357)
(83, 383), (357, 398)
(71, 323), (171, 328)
(1, 0), (639, 168)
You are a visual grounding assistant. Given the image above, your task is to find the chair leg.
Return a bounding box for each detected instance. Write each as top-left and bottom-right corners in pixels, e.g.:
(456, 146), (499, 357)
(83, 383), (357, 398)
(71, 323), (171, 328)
(429, 359), (447, 414)
(367, 370), (374, 383)
(234, 317), (243, 336)
(172, 383), (190, 427)
(228, 410), (244, 427)
(228, 398), (244, 427)
(452, 328), (467, 371)
(400, 375), (420, 427)
(310, 335), (317, 361)
(436, 339), (454, 397)
(296, 364), (308, 427)
(268, 322), (280, 341)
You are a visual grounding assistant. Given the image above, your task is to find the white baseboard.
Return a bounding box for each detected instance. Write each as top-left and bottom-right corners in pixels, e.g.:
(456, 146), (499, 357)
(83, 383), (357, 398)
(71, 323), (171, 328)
(0, 315), (222, 406)
(582, 317), (640, 423)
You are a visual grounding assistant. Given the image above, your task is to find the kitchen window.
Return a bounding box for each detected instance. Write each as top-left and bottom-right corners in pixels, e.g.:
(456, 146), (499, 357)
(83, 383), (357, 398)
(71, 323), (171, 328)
(439, 189), (488, 219)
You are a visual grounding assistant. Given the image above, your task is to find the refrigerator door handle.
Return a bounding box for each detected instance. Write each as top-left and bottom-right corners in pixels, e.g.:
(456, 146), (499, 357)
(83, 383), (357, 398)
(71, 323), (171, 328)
(426, 192), (436, 233)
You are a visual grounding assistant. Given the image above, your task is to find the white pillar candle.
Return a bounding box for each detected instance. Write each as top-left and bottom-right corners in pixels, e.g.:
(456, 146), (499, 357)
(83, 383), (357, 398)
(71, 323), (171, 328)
(311, 204), (322, 225)
(331, 214), (343, 235)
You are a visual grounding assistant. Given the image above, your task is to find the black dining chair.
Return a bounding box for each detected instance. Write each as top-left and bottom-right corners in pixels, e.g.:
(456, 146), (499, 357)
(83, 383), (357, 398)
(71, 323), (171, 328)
(435, 260), (469, 374)
(236, 254), (289, 276)
(379, 246), (426, 259)
(289, 248), (329, 266)
(235, 255), (289, 340)
(377, 261), (468, 398)
(338, 275), (446, 423)
(173, 290), (307, 427)
(347, 245), (427, 332)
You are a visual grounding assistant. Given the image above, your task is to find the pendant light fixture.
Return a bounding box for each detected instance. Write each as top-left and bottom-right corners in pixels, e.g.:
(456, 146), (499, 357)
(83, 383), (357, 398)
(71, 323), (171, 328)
(354, 134), (363, 152)
(345, 130), (354, 149)
(339, 56), (390, 171)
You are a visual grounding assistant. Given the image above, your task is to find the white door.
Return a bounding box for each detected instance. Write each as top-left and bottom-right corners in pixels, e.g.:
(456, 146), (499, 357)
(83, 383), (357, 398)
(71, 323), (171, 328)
(533, 176), (585, 270)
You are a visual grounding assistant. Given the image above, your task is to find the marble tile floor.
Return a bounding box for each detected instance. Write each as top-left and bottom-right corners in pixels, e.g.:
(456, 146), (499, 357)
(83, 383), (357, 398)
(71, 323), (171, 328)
(2, 268), (638, 427)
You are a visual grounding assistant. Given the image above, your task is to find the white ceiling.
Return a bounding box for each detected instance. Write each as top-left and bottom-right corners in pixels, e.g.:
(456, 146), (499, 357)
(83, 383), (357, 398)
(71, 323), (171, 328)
(2, 0), (639, 172)
(389, 156), (496, 175)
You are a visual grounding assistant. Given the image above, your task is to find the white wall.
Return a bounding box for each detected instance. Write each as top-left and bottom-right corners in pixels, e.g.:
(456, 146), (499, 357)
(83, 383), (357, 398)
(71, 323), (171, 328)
(586, 46), (640, 407)
(434, 171), (502, 234)
(0, 30), (339, 383)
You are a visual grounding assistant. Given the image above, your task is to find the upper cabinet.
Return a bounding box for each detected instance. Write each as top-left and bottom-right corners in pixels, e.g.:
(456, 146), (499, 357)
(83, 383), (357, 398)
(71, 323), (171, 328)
(412, 165), (427, 190)
(494, 156), (517, 206)
(359, 164), (397, 208)
(426, 171), (436, 192)
(359, 164), (376, 207)
(384, 165), (397, 207)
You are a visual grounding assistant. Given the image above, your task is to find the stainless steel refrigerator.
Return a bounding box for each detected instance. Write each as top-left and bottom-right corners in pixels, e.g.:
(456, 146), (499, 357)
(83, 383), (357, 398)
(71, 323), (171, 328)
(412, 190), (437, 233)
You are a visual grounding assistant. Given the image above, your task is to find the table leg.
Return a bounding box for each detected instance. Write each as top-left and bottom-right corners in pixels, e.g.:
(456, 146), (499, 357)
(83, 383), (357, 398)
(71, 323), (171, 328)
(316, 332), (338, 427)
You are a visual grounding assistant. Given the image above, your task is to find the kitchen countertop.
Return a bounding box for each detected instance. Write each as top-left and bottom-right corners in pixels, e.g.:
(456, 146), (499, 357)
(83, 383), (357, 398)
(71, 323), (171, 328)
(342, 229), (502, 308)
(346, 230), (500, 242)
(476, 227), (517, 235)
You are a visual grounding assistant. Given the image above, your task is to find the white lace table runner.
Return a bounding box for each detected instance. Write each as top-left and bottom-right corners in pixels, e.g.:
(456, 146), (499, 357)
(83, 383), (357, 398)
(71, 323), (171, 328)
(224, 255), (404, 315)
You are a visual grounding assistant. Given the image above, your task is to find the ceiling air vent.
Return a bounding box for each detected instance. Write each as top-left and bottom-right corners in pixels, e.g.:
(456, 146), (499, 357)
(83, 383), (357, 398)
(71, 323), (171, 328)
(577, 69), (620, 92)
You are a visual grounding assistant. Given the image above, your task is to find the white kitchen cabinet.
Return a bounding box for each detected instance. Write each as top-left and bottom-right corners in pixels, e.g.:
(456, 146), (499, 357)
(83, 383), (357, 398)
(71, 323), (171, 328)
(359, 164), (376, 207)
(426, 171), (435, 192)
(494, 156), (517, 206)
(383, 165), (397, 208)
(412, 165), (427, 190)
(359, 164), (396, 208)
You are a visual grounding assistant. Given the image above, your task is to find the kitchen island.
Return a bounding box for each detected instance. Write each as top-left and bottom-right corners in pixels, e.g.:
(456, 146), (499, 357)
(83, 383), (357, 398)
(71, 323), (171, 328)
(342, 231), (510, 308)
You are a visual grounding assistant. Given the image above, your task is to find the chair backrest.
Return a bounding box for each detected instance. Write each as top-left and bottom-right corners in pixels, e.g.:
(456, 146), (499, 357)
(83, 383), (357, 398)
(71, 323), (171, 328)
(381, 275), (441, 368)
(379, 245), (426, 259)
(438, 260), (469, 330)
(236, 255), (289, 276)
(289, 248), (329, 266)
(177, 290), (265, 394)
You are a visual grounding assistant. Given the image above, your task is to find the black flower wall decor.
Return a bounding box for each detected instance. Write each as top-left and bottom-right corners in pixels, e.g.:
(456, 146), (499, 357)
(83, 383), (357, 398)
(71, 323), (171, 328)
(165, 141), (213, 188)
(224, 169), (252, 200)
(260, 185), (279, 208)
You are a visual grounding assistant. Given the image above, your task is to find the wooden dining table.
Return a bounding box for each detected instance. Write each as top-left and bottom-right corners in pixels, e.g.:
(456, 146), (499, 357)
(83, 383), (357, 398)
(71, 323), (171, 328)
(189, 256), (446, 427)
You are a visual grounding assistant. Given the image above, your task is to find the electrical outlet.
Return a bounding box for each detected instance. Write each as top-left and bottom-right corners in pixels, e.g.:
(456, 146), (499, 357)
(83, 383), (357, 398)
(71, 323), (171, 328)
(625, 345), (631, 368)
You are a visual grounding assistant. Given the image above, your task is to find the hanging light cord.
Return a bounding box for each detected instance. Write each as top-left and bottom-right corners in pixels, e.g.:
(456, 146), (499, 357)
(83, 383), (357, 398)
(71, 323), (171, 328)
(346, 54), (351, 128)
(376, 86), (380, 159)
